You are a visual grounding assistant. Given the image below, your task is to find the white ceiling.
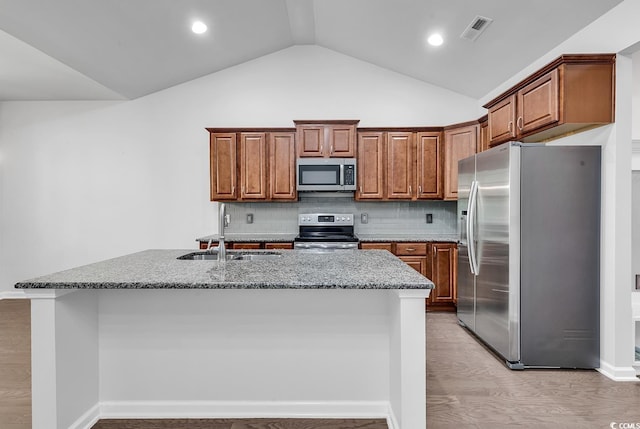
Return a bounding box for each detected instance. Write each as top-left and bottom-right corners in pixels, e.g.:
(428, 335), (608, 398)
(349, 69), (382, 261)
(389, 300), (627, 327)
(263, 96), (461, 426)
(0, 0), (624, 101)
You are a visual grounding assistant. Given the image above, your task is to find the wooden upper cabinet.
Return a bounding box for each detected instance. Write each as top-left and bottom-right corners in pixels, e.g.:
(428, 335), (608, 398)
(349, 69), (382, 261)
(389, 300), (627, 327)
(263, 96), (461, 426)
(240, 133), (268, 200)
(485, 54), (615, 146)
(210, 133), (237, 201)
(328, 124), (357, 157)
(478, 117), (490, 153)
(444, 124), (478, 200)
(269, 132), (296, 200)
(416, 132), (442, 199)
(295, 120), (359, 157)
(356, 131), (385, 200)
(386, 132), (415, 199)
(488, 95), (516, 144)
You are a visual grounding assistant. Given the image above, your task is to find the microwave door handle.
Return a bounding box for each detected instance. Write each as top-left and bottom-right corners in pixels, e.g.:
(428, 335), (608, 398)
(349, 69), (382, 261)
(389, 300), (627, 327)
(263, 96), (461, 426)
(339, 164), (344, 186)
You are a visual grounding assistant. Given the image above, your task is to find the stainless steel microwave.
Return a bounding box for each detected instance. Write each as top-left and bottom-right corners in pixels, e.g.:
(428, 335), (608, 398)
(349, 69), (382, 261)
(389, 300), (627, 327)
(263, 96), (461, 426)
(296, 158), (357, 192)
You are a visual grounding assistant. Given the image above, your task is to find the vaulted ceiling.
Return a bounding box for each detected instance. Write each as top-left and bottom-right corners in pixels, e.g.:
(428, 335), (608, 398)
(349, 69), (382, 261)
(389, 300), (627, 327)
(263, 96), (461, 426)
(0, 0), (624, 101)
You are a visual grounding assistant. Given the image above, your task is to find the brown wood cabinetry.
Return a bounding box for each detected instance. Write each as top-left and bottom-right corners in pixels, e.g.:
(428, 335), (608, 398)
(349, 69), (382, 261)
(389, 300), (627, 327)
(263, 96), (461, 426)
(386, 132), (414, 199)
(269, 132), (296, 200)
(200, 241), (294, 250)
(230, 242), (262, 249)
(485, 54), (615, 146)
(478, 116), (490, 153)
(357, 132), (385, 199)
(210, 133), (237, 201)
(359, 240), (457, 311)
(426, 243), (457, 309)
(264, 242), (294, 249)
(295, 120), (359, 157)
(356, 130), (442, 201)
(444, 124), (478, 200)
(208, 129), (297, 202)
(240, 133), (268, 200)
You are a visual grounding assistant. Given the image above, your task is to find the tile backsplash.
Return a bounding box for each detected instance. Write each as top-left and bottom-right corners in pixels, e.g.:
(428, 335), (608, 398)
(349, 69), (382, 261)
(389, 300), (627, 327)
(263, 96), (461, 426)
(224, 196), (457, 236)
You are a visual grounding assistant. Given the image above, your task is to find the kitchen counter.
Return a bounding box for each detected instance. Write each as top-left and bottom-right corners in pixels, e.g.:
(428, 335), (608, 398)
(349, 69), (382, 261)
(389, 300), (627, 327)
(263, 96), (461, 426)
(18, 249), (430, 429)
(357, 233), (458, 243)
(196, 232), (459, 244)
(196, 233), (297, 243)
(15, 249), (433, 290)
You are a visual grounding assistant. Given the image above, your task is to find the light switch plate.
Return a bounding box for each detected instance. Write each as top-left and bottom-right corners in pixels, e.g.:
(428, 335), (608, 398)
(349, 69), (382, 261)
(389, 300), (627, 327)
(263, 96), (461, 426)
(361, 213), (368, 224)
(246, 213), (253, 224)
(426, 213), (433, 224)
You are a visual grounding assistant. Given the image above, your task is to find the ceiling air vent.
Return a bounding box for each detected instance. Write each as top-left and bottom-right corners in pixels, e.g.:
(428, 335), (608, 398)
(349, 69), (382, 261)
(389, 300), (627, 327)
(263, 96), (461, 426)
(460, 15), (493, 41)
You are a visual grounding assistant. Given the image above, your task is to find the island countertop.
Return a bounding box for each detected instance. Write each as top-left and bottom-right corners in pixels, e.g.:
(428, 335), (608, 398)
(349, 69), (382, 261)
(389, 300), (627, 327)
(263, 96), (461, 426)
(15, 249), (434, 290)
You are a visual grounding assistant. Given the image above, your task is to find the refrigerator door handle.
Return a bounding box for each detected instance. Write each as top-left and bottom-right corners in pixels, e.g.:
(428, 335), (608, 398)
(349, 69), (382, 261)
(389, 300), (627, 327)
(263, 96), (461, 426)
(468, 180), (479, 275)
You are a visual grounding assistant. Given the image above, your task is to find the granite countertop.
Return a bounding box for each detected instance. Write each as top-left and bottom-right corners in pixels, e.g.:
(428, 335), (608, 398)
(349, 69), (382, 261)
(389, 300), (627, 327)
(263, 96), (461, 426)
(197, 233), (458, 243)
(15, 249), (434, 290)
(197, 233), (298, 243)
(356, 233), (459, 243)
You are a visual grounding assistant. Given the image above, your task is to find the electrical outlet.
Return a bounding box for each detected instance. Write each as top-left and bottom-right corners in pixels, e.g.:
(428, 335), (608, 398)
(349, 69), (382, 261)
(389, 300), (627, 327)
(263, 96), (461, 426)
(246, 213), (253, 224)
(426, 213), (433, 224)
(361, 213), (368, 224)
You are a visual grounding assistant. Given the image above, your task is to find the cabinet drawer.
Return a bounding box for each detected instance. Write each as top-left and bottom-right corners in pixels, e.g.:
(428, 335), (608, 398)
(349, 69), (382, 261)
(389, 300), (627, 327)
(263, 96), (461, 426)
(231, 242), (262, 249)
(360, 242), (394, 252)
(264, 242), (293, 249)
(395, 243), (427, 256)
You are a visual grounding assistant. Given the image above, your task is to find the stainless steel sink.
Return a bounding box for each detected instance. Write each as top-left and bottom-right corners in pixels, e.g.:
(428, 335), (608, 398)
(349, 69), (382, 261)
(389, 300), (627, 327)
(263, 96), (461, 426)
(233, 253), (282, 261)
(177, 251), (282, 261)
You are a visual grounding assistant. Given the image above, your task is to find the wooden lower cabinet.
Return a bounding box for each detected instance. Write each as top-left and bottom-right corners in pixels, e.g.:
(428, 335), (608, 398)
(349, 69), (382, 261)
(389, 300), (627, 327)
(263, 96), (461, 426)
(360, 241), (457, 311)
(264, 242), (294, 249)
(426, 243), (457, 311)
(199, 241), (294, 250)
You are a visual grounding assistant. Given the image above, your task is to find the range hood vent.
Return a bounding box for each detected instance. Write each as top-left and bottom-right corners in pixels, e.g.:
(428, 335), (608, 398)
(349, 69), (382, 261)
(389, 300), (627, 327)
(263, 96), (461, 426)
(460, 15), (493, 41)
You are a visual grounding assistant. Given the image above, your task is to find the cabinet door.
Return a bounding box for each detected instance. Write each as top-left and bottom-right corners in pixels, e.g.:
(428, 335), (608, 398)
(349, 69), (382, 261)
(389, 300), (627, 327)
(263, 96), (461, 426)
(210, 133), (238, 201)
(328, 124), (356, 157)
(428, 243), (457, 305)
(416, 132), (442, 199)
(488, 95), (516, 146)
(479, 119), (490, 153)
(297, 125), (324, 157)
(444, 125), (477, 200)
(386, 132), (414, 200)
(356, 132), (385, 200)
(399, 256), (426, 276)
(517, 68), (559, 135)
(269, 132), (296, 200)
(240, 133), (268, 200)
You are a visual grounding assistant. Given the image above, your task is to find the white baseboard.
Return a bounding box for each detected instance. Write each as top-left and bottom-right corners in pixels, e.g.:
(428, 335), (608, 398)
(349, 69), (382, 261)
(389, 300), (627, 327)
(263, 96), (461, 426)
(0, 290), (29, 300)
(69, 403), (100, 429)
(98, 400), (395, 428)
(597, 360), (640, 381)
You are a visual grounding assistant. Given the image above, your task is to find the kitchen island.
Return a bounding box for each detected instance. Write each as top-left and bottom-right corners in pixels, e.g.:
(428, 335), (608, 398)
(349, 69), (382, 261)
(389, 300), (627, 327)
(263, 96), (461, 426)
(16, 249), (433, 429)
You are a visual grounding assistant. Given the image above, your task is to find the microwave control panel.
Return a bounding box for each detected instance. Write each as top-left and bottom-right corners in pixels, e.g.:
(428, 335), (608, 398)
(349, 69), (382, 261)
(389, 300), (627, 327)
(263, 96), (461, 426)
(344, 165), (355, 185)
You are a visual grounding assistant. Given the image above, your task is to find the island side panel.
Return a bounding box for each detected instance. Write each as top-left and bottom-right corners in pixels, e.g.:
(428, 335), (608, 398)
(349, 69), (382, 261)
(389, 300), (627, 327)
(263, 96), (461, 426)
(389, 289), (428, 429)
(30, 290), (99, 429)
(98, 289), (392, 417)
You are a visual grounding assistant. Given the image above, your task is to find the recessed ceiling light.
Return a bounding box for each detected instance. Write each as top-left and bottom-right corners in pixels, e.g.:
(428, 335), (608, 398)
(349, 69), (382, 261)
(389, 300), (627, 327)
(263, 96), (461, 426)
(427, 33), (444, 47)
(192, 21), (207, 34)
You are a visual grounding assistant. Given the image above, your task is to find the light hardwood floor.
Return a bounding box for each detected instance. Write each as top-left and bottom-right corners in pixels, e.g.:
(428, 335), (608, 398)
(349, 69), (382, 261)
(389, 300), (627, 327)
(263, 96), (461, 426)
(2, 300), (640, 429)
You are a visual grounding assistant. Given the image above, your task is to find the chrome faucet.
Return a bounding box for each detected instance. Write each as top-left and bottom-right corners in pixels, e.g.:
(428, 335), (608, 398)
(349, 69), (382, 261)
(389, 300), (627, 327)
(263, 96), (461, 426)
(217, 202), (226, 261)
(208, 203), (227, 261)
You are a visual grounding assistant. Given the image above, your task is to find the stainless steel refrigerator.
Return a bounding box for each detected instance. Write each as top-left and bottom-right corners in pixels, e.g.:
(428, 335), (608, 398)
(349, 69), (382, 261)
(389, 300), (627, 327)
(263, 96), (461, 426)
(457, 142), (600, 369)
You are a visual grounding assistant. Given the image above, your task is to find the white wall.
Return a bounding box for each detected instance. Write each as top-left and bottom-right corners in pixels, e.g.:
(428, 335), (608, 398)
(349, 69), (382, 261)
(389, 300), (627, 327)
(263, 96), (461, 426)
(0, 45), (480, 294)
(480, 0), (640, 380)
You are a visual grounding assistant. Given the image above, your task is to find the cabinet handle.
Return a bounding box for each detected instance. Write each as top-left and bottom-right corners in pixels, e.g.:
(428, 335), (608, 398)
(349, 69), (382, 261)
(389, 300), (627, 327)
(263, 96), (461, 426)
(508, 121), (513, 133)
(359, 186), (362, 193)
(290, 186), (293, 194)
(406, 248), (416, 252)
(232, 185), (235, 194)
(517, 116), (523, 131)
(418, 185), (422, 194)
(330, 145), (334, 155)
(409, 185), (412, 194)
(320, 144), (324, 154)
